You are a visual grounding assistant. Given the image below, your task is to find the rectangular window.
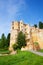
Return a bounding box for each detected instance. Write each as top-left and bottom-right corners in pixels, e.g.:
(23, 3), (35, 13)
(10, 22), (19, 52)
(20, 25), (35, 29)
(12, 27), (14, 29)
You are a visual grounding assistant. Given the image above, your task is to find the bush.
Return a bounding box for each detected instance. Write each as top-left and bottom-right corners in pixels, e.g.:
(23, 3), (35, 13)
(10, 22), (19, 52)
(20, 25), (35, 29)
(13, 43), (18, 50)
(33, 42), (40, 50)
(34, 42), (38, 45)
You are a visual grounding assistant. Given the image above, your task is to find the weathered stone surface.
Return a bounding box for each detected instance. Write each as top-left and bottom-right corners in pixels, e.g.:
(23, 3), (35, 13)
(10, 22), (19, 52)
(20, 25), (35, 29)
(10, 51), (17, 55)
(9, 21), (43, 51)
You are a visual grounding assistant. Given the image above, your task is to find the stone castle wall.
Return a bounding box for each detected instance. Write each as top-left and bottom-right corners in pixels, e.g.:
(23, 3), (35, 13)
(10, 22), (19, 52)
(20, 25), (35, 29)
(31, 27), (43, 49)
(9, 21), (43, 51)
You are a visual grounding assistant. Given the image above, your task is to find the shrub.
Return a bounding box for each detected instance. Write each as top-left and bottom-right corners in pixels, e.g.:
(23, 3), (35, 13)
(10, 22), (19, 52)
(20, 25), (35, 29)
(33, 42), (40, 50)
(34, 42), (38, 45)
(13, 43), (18, 50)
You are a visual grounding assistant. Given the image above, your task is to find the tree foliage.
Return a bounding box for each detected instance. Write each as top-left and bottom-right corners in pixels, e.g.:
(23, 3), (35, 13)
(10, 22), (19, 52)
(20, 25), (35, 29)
(13, 43), (18, 50)
(0, 33), (10, 49)
(17, 31), (26, 49)
(34, 24), (37, 28)
(6, 33), (10, 48)
(39, 21), (43, 29)
(0, 33), (6, 49)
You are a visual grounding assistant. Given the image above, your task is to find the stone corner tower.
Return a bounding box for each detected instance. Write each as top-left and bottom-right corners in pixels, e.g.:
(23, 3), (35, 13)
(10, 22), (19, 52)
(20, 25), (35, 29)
(9, 20), (33, 51)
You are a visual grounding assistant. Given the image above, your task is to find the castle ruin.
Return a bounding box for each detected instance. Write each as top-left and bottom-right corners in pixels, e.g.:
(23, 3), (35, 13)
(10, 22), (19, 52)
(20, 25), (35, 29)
(9, 20), (43, 51)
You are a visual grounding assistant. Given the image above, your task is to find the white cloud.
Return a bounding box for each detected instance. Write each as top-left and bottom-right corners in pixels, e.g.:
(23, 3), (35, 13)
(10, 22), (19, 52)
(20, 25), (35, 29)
(0, 0), (26, 16)
(6, 0), (26, 18)
(0, 0), (26, 37)
(0, 0), (26, 21)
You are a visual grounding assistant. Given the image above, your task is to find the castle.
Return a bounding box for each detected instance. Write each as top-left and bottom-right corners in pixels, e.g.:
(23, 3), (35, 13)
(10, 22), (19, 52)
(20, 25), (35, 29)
(9, 20), (43, 51)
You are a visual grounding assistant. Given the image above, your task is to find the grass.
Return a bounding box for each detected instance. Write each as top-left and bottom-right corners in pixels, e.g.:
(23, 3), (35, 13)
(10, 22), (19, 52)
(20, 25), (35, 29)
(0, 49), (10, 54)
(0, 51), (43, 65)
(38, 49), (43, 53)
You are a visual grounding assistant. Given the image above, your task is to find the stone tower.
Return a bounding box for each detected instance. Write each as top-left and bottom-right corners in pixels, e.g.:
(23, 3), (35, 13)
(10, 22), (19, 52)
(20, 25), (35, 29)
(9, 20), (43, 51)
(9, 20), (33, 51)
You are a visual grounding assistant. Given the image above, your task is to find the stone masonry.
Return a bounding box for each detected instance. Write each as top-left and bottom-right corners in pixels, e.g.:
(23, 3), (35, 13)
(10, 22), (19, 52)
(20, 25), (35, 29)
(9, 20), (43, 51)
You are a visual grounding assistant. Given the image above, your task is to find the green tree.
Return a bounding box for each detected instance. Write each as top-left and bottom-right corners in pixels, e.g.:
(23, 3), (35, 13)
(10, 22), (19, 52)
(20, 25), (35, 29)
(34, 24), (37, 28)
(0, 39), (2, 48)
(39, 21), (43, 29)
(1, 33), (6, 49)
(6, 33), (10, 48)
(17, 31), (26, 49)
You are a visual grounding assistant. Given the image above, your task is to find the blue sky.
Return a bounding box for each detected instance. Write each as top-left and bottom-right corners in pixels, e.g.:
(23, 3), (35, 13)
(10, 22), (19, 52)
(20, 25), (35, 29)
(0, 0), (43, 37)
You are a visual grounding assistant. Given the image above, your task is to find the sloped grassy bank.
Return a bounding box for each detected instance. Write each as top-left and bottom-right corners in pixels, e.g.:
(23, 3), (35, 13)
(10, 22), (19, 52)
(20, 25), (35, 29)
(0, 51), (43, 65)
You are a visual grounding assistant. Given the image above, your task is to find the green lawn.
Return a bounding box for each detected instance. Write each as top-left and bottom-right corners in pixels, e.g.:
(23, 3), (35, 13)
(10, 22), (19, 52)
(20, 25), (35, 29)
(0, 49), (10, 54)
(0, 51), (43, 65)
(38, 49), (43, 53)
